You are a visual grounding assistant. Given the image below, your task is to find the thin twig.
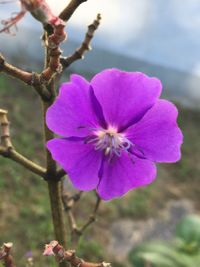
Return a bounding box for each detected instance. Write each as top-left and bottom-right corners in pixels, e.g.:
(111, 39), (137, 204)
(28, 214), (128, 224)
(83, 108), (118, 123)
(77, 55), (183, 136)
(43, 241), (111, 267)
(62, 189), (83, 211)
(61, 180), (84, 240)
(62, 178), (101, 239)
(59, 0), (88, 22)
(61, 13), (101, 69)
(68, 210), (78, 233)
(0, 148), (47, 178)
(79, 194), (101, 234)
(61, 184), (82, 236)
(0, 54), (33, 84)
(0, 109), (46, 178)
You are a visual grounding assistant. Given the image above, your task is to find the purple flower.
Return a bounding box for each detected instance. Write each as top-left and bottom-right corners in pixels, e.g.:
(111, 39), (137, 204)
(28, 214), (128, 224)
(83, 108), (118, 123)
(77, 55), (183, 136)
(46, 69), (183, 200)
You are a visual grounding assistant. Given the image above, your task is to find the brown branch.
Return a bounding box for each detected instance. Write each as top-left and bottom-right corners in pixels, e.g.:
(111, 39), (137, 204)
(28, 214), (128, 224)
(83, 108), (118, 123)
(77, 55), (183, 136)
(59, 0), (88, 22)
(43, 241), (111, 267)
(62, 188), (83, 211)
(40, 20), (66, 84)
(61, 184), (82, 238)
(27, 1), (67, 86)
(0, 243), (16, 267)
(0, 54), (51, 101)
(0, 109), (12, 148)
(68, 210), (79, 233)
(40, 47), (62, 83)
(61, 180), (101, 239)
(0, 109), (46, 178)
(0, 54), (33, 85)
(0, 51), (64, 101)
(61, 13), (101, 69)
(61, 183), (84, 242)
(0, 148), (47, 178)
(1, 0), (67, 90)
(79, 194), (101, 234)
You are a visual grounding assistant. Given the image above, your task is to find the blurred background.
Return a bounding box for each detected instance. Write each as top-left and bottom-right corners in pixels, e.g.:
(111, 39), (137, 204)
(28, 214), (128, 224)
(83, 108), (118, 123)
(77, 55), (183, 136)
(0, 0), (200, 266)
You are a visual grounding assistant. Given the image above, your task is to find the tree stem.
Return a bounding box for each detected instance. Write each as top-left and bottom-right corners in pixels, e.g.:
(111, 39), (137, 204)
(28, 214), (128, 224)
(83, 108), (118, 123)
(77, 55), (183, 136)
(48, 180), (67, 247)
(42, 82), (68, 267)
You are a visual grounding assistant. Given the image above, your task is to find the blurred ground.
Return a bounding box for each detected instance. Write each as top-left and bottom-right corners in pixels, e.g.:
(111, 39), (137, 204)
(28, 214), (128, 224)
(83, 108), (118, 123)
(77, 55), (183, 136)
(0, 74), (200, 267)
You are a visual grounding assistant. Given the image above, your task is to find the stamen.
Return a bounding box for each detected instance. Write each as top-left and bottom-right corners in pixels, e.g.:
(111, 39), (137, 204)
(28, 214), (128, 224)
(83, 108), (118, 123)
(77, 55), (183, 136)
(84, 126), (146, 161)
(85, 127), (133, 158)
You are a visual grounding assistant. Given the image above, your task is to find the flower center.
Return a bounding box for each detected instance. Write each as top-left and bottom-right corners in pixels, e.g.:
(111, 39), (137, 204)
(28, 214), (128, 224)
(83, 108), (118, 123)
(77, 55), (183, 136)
(91, 127), (132, 157)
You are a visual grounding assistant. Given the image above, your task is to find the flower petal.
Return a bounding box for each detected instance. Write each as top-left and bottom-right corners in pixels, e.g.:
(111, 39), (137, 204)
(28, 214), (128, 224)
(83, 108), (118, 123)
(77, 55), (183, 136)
(97, 153), (156, 200)
(46, 74), (101, 137)
(91, 69), (162, 131)
(47, 138), (102, 190)
(126, 100), (183, 163)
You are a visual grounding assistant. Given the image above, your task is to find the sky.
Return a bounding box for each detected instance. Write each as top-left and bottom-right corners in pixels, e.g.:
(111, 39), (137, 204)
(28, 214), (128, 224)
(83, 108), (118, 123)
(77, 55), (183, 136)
(0, 0), (200, 75)
(0, 0), (149, 45)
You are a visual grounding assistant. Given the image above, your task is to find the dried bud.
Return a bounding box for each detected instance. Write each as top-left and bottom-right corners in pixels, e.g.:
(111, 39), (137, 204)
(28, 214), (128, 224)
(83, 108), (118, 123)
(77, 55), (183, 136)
(43, 241), (58, 256)
(3, 243), (13, 251)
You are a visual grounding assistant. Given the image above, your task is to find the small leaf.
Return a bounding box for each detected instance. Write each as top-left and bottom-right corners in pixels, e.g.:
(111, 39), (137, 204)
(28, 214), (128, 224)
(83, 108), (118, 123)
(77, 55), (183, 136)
(176, 215), (200, 252)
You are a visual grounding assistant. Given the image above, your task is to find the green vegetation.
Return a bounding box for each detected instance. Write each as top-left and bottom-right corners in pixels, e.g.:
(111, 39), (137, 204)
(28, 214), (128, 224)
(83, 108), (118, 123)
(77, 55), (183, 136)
(77, 237), (104, 262)
(0, 74), (200, 266)
(128, 215), (200, 267)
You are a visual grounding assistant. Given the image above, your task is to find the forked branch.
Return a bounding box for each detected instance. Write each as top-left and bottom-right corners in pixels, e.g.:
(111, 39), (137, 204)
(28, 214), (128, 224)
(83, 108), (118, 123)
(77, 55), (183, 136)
(62, 181), (101, 239)
(0, 109), (46, 178)
(0, 0), (67, 97)
(0, 54), (51, 100)
(61, 14), (101, 69)
(79, 194), (101, 234)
